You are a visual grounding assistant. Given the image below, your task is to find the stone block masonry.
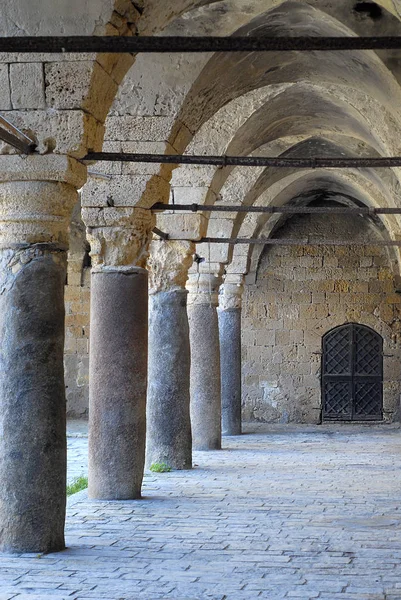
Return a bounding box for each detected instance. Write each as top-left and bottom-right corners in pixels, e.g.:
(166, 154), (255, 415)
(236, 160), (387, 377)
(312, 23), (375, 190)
(242, 212), (401, 424)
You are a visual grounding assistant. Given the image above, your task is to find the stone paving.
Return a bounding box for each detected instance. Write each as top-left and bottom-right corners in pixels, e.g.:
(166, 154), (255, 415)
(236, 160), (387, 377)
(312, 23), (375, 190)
(67, 420), (89, 483)
(2, 423), (401, 599)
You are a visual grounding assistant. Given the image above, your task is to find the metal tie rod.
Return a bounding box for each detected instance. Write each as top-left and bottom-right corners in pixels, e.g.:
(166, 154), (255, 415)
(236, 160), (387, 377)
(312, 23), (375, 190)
(152, 229), (401, 246)
(4, 36), (401, 54)
(84, 152), (401, 169)
(152, 204), (401, 215)
(196, 237), (401, 246)
(0, 115), (36, 154)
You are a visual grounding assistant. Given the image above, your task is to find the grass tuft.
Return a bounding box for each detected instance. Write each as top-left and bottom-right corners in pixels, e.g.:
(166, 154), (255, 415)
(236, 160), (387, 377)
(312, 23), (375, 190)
(67, 475), (88, 496)
(150, 462), (172, 473)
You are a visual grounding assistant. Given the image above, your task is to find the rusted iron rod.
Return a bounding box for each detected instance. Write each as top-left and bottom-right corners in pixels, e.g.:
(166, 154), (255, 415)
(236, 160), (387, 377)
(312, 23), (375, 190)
(152, 229), (401, 246)
(152, 227), (169, 240)
(196, 237), (401, 246)
(3, 36), (401, 54)
(85, 152), (401, 168)
(152, 203), (401, 215)
(0, 116), (36, 154)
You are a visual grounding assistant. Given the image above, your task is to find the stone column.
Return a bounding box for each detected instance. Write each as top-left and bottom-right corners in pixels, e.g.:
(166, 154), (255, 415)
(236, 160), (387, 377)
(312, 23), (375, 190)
(146, 240), (195, 470)
(83, 207), (154, 500)
(218, 281), (244, 436)
(0, 157), (85, 553)
(187, 270), (223, 450)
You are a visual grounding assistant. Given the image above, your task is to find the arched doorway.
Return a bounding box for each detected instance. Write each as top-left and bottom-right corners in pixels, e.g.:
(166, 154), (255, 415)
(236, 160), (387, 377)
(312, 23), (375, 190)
(322, 324), (383, 421)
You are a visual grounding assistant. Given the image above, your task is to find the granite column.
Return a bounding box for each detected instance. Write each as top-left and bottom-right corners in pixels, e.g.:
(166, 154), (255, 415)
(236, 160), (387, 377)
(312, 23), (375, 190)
(0, 158), (84, 553)
(187, 271), (223, 450)
(83, 207), (154, 500)
(218, 281), (244, 436)
(146, 240), (195, 470)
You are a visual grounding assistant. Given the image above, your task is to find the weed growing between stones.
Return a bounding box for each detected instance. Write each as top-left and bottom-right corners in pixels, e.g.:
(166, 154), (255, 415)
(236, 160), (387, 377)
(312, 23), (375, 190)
(150, 462), (172, 473)
(67, 475), (88, 496)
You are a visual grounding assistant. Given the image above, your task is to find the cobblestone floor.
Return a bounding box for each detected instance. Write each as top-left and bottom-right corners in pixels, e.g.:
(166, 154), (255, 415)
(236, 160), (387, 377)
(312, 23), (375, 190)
(2, 423), (401, 599)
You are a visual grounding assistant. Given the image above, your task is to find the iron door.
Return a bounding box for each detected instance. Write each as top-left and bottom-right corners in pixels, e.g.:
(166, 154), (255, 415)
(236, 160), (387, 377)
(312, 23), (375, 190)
(322, 323), (383, 421)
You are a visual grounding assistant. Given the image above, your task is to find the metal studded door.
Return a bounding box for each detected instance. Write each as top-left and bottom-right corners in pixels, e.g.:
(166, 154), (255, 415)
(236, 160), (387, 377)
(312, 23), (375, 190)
(322, 323), (383, 421)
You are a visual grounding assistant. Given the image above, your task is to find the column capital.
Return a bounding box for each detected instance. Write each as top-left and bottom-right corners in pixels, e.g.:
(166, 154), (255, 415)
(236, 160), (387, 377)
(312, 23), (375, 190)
(82, 206), (155, 271)
(0, 155), (87, 189)
(219, 281), (244, 311)
(0, 180), (77, 248)
(187, 267), (224, 307)
(148, 240), (195, 295)
(0, 155), (87, 249)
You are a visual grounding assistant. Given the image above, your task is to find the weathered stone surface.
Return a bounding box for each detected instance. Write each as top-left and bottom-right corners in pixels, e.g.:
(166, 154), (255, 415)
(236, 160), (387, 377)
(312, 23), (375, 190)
(10, 62), (46, 109)
(81, 175), (171, 207)
(0, 64), (11, 110)
(64, 197), (90, 418)
(45, 61), (118, 122)
(187, 270), (223, 305)
(242, 214), (401, 424)
(155, 213), (207, 241)
(0, 1), (118, 37)
(218, 283), (244, 436)
(88, 268), (148, 500)
(105, 115), (172, 142)
(187, 272), (222, 450)
(0, 245), (67, 553)
(0, 109), (102, 156)
(0, 173), (81, 553)
(148, 239), (194, 294)
(0, 179), (77, 247)
(0, 155), (86, 188)
(5, 421), (401, 598)
(83, 207), (155, 270)
(146, 240), (194, 469)
(219, 282), (243, 311)
(147, 290), (192, 470)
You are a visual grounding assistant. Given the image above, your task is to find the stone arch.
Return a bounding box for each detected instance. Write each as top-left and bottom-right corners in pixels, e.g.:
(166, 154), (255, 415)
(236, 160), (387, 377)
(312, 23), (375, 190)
(94, 0), (401, 219)
(241, 203), (401, 424)
(232, 167), (401, 282)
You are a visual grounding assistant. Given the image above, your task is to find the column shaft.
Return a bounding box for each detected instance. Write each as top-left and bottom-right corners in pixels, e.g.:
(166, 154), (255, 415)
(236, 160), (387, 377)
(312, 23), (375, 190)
(218, 308), (242, 436)
(147, 290), (192, 470)
(0, 245), (67, 553)
(188, 303), (221, 450)
(88, 268), (148, 500)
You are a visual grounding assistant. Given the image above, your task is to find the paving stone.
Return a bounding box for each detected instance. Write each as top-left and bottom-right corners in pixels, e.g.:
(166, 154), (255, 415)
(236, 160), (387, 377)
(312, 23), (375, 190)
(3, 423), (401, 598)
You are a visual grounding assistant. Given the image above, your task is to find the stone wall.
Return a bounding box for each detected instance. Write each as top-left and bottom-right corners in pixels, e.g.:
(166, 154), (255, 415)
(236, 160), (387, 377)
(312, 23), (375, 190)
(242, 212), (401, 424)
(64, 199), (90, 418)
(65, 207), (401, 423)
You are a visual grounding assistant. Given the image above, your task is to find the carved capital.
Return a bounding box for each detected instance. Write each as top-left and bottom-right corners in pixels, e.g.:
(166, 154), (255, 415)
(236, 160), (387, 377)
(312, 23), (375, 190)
(219, 282), (244, 311)
(187, 271), (224, 307)
(148, 240), (195, 294)
(0, 180), (77, 248)
(0, 155), (87, 189)
(82, 206), (155, 271)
